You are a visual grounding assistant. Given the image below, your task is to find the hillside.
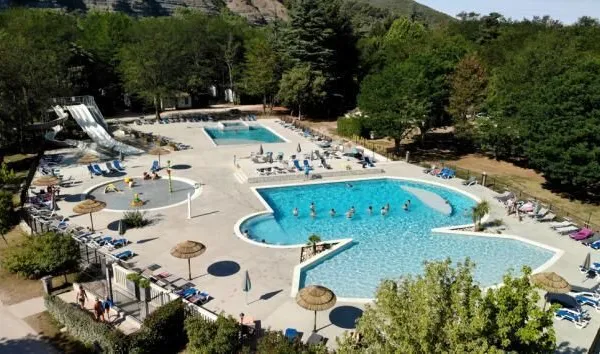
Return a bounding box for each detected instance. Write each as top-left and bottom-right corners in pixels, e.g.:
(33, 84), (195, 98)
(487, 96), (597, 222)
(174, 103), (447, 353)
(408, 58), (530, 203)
(0, 0), (451, 25)
(350, 0), (453, 25)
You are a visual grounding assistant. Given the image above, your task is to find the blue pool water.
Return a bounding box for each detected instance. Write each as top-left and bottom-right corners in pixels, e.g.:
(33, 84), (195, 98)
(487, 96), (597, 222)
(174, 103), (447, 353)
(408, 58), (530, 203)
(241, 178), (555, 298)
(205, 126), (284, 145)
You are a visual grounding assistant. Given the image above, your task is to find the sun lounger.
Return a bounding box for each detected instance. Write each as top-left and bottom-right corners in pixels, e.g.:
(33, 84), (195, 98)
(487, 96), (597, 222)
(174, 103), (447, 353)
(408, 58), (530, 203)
(364, 156), (375, 167)
(87, 165), (101, 176)
(494, 191), (515, 202)
(293, 160), (303, 171)
(570, 228), (594, 241)
(462, 176), (477, 186)
(91, 236), (113, 248)
(151, 160), (160, 172)
(583, 234), (600, 246)
(550, 220), (574, 229)
(284, 328), (299, 341)
(113, 160), (126, 171)
(113, 250), (135, 260)
(105, 162), (118, 174)
(555, 225), (580, 235)
(188, 291), (210, 305)
(529, 207), (549, 218)
(555, 308), (589, 328)
(538, 212), (556, 222)
(575, 293), (600, 311)
(303, 160), (313, 170)
(91, 164), (105, 176)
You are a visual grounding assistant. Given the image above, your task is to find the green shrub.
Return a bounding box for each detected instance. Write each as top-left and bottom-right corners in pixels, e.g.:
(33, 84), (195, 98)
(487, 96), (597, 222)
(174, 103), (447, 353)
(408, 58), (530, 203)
(337, 117), (367, 138)
(0, 162), (19, 185)
(2, 232), (80, 278)
(185, 313), (240, 354)
(256, 330), (328, 354)
(44, 295), (128, 353)
(0, 190), (16, 237)
(138, 278), (151, 288)
(129, 299), (186, 353)
(126, 273), (142, 284)
(122, 210), (150, 228)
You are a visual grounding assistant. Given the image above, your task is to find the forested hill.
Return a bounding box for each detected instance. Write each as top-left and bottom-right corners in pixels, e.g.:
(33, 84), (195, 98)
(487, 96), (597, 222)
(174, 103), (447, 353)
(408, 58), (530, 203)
(350, 0), (453, 25)
(0, 0), (452, 25)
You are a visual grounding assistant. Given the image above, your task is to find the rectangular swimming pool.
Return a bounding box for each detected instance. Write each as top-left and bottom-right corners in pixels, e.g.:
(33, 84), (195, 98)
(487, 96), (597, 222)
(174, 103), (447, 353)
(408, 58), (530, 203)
(204, 125), (285, 145)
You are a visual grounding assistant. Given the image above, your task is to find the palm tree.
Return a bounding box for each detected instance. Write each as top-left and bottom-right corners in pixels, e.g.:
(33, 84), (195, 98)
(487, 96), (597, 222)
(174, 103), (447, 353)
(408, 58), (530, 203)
(307, 234), (322, 253)
(472, 201), (490, 231)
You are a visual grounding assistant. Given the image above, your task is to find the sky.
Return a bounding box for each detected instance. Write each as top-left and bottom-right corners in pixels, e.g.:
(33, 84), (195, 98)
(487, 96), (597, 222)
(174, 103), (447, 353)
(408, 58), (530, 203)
(418, 0), (600, 24)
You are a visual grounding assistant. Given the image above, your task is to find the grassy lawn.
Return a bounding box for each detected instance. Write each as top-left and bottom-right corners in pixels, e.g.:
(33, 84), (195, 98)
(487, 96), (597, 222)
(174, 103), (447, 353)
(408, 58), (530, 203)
(24, 311), (93, 353)
(0, 226), (79, 305)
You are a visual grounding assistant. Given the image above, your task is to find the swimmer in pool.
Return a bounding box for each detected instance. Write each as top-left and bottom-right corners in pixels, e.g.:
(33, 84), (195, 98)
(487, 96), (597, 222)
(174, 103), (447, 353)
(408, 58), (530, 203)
(346, 183), (353, 188)
(407, 199), (411, 207)
(244, 230), (250, 238)
(403, 202), (409, 211)
(330, 208), (336, 217)
(346, 210), (353, 219)
(310, 210), (316, 218)
(293, 207), (299, 217)
(310, 202), (316, 212)
(368, 206), (373, 215)
(350, 206), (356, 214)
(381, 207), (387, 216)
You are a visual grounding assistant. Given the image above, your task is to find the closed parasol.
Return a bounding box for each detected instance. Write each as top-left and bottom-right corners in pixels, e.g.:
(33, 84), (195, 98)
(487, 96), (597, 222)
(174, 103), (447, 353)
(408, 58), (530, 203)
(148, 146), (171, 166)
(296, 285), (336, 332)
(73, 199), (106, 232)
(170, 240), (206, 281)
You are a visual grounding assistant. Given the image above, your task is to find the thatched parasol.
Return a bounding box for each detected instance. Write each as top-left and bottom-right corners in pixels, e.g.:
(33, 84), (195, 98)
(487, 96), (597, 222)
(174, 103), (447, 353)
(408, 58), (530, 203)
(32, 176), (60, 187)
(531, 272), (571, 294)
(296, 285), (337, 332)
(77, 154), (99, 165)
(148, 146), (171, 166)
(73, 199), (106, 232)
(170, 240), (206, 280)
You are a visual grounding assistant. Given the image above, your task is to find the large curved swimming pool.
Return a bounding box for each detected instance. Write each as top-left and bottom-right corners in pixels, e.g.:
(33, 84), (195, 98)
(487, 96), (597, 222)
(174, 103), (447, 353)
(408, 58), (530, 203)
(241, 178), (556, 298)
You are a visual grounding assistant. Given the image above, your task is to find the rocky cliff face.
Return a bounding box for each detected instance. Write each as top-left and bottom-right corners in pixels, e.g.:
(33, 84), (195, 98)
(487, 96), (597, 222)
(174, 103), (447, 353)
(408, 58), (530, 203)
(0, 0), (287, 23)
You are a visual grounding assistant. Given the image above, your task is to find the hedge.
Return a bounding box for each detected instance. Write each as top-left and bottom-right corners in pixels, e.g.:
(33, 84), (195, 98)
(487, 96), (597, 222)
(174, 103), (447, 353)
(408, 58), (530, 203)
(44, 295), (128, 354)
(185, 313), (240, 354)
(337, 117), (367, 138)
(129, 298), (186, 353)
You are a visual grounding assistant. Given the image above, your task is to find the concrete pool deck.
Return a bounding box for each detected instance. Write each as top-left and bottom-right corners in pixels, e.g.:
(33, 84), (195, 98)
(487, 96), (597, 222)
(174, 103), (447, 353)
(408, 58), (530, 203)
(48, 118), (597, 352)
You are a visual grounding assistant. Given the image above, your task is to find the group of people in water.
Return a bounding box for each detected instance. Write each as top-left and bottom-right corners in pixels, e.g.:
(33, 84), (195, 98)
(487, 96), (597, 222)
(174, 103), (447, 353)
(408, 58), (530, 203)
(142, 171), (161, 180)
(292, 200), (412, 219)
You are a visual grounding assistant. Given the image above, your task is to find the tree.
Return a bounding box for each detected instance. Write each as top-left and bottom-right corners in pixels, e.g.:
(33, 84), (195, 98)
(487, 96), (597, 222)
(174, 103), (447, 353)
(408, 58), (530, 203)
(337, 260), (555, 353)
(307, 234), (321, 253)
(471, 200), (490, 231)
(184, 314), (240, 354)
(278, 64), (326, 118)
(0, 190), (15, 244)
(243, 30), (281, 113)
(449, 54), (488, 123)
(358, 62), (429, 153)
(119, 17), (187, 119)
(1, 231), (80, 279)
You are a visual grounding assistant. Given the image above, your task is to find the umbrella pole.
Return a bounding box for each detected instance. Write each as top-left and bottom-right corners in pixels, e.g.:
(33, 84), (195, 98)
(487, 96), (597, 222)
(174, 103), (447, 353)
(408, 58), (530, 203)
(158, 154), (161, 168)
(188, 258), (191, 280)
(313, 310), (317, 332)
(89, 212), (94, 232)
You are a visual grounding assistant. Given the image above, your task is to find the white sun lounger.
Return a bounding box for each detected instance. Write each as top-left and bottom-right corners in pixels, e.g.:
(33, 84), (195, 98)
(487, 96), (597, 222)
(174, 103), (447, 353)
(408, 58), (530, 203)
(555, 226), (579, 234)
(539, 213), (556, 222)
(550, 221), (574, 229)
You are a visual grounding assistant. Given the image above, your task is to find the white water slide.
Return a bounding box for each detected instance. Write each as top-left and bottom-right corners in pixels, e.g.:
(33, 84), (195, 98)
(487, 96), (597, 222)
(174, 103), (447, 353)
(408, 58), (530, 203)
(65, 104), (142, 155)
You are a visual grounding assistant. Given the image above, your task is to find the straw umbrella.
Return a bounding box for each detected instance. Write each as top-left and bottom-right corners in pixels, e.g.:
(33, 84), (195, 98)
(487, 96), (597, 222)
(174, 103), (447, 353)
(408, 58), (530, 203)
(78, 154), (99, 178)
(148, 146), (171, 167)
(73, 199), (106, 232)
(531, 272), (571, 310)
(170, 240), (206, 281)
(296, 285), (336, 332)
(33, 176), (60, 210)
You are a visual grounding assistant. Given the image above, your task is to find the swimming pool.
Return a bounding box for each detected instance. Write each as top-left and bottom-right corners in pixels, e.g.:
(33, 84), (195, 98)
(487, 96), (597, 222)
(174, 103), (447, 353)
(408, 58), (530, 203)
(204, 125), (284, 145)
(240, 178), (556, 298)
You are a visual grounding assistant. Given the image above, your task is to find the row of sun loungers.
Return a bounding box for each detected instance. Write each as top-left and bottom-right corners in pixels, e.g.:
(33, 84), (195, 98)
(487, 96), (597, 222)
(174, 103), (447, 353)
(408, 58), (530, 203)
(88, 160), (126, 176)
(423, 166), (456, 179)
(135, 115), (214, 125)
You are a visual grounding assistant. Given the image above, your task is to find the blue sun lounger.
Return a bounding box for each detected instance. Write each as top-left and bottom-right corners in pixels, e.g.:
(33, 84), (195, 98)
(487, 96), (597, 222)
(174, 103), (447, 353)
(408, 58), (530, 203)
(188, 291), (210, 305)
(575, 293), (600, 311)
(293, 160), (303, 171)
(284, 328), (299, 341)
(303, 159), (313, 170)
(555, 308), (589, 328)
(114, 250), (134, 260)
(91, 164), (104, 176)
(364, 156), (375, 167)
(113, 160), (126, 171)
(87, 165), (102, 176)
(105, 162), (118, 174)
(151, 160), (160, 172)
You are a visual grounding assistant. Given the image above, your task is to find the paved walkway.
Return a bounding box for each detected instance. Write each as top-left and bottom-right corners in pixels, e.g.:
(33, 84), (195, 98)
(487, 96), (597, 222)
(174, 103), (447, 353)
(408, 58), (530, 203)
(0, 298), (57, 354)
